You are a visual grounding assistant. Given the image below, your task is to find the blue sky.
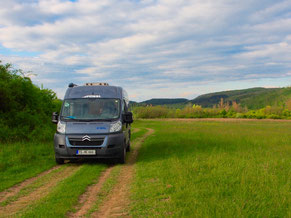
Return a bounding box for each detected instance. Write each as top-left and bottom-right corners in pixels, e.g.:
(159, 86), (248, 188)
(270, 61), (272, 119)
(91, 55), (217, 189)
(0, 0), (291, 101)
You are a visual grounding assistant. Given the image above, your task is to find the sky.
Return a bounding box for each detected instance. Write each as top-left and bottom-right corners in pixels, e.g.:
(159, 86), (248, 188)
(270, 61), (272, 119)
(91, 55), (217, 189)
(0, 0), (291, 101)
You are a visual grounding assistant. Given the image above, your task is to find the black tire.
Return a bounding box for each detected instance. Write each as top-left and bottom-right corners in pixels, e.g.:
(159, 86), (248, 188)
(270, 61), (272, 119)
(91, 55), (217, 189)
(126, 141), (131, 152)
(55, 157), (64, 165)
(117, 146), (126, 164)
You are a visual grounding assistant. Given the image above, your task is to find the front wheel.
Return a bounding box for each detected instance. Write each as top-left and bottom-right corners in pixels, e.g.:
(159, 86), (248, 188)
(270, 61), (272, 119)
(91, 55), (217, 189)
(117, 147), (126, 164)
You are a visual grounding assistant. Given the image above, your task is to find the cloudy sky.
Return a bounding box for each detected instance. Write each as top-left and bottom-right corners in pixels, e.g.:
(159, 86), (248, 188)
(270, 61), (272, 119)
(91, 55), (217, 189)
(0, 0), (291, 101)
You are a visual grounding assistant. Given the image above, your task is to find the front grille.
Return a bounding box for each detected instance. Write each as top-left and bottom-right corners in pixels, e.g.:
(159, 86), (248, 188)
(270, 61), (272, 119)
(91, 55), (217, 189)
(69, 137), (104, 146)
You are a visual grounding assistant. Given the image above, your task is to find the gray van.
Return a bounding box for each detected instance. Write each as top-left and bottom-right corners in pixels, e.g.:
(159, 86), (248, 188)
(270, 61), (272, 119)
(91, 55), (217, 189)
(52, 83), (133, 164)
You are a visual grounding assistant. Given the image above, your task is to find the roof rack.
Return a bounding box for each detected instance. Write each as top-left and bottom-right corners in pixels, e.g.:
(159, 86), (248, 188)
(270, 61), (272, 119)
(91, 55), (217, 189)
(68, 83), (78, 88)
(84, 82), (109, 86)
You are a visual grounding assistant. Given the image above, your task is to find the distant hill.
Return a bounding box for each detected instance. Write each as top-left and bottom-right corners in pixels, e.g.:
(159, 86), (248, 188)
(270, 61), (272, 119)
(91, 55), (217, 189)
(129, 98), (188, 109)
(140, 98), (188, 106)
(190, 87), (291, 109)
(130, 87), (291, 109)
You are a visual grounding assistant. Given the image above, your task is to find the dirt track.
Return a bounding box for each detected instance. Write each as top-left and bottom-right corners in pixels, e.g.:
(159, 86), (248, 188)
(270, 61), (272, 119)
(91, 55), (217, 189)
(69, 166), (114, 217)
(67, 128), (154, 218)
(0, 165), (81, 217)
(91, 128), (154, 218)
(0, 165), (61, 204)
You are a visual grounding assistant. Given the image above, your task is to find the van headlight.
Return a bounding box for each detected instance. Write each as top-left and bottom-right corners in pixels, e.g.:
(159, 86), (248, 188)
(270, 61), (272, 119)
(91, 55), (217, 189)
(57, 121), (66, 134)
(110, 121), (122, 133)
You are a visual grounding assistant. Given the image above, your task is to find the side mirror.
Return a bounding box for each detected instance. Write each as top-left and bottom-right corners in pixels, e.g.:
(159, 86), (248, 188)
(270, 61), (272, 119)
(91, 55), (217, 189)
(52, 112), (59, 124)
(122, 112), (133, 124)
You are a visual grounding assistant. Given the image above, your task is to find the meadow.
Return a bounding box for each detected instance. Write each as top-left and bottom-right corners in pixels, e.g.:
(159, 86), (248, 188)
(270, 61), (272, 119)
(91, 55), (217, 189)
(0, 119), (290, 217)
(130, 119), (291, 217)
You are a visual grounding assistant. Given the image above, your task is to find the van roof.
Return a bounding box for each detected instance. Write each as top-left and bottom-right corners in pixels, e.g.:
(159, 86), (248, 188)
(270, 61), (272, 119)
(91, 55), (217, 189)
(64, 85), (123, 99)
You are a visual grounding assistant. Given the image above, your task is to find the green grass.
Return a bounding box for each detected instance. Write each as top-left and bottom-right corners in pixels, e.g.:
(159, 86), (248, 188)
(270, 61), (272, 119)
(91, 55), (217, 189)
(131, 120), (291, 217)
(0, 141), (55, 192)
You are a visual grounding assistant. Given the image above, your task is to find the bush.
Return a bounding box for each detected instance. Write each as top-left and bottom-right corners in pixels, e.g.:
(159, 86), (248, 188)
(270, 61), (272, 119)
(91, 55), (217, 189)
(0, 61), (61, 142)
(133, 106), (169, 119)
(266, 114), (281, 119)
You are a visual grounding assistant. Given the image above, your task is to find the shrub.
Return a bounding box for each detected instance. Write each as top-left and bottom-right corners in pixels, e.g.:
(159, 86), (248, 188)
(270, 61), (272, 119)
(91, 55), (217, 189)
(267, 114), (281, 119)
(133, 106), (169, 119)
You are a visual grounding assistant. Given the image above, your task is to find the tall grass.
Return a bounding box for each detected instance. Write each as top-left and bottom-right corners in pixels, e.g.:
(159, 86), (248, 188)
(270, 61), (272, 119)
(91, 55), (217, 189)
(0, 141), (56, 192)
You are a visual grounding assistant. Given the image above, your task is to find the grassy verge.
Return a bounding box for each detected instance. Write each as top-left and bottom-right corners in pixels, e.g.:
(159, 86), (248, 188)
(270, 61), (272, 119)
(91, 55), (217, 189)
(0, 141), (55, 192)
(131, 120), (291, 217)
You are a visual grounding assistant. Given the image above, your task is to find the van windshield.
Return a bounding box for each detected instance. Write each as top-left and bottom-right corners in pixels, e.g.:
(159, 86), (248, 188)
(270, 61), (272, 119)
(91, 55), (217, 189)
(61, 98), (120, 121)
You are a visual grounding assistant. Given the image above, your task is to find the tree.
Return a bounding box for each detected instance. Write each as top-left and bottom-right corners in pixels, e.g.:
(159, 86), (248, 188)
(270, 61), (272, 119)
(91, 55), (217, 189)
(0, 61), (61, 142)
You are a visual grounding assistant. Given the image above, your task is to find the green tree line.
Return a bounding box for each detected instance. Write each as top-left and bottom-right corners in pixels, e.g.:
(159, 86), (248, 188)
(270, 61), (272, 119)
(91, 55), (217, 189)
(132, 97), (291, 119)
(0, 61), (61, 142)
(1, 60), (290, 142)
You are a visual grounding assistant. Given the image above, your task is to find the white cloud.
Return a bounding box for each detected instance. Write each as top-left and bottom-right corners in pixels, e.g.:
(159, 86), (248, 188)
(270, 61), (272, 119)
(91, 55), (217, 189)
(0, 0), (291, 101)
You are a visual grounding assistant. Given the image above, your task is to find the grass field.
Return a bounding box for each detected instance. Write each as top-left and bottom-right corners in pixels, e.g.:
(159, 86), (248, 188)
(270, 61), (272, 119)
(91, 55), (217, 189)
(0, 141), (56, 192)
(0, 119), (290, 217)
(131, 120), (291, 217)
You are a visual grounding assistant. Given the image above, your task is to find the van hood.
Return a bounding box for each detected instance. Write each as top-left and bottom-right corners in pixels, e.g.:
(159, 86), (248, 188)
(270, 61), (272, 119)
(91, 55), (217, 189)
(65, 122), (111, 134)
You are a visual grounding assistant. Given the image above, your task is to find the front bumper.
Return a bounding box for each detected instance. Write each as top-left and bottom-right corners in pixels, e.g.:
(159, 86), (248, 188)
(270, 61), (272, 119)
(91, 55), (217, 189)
(54, 132), (124, 159)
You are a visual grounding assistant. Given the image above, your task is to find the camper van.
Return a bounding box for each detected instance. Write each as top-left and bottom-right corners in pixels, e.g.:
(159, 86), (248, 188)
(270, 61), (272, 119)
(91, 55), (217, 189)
(52, 83), (133, 164)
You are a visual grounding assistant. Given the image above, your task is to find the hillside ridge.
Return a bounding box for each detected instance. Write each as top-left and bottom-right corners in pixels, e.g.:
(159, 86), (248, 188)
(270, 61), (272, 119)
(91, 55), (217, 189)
(131, 87), (291, 109)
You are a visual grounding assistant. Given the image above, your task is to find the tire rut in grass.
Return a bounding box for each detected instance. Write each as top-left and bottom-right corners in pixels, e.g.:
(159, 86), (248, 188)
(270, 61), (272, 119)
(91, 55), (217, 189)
(0, 165), (81, 217)
(131, 128), (140, 134)
(0, 165), (61, 204)
(69, 166), (115, 218)
(91, 128), (154, 218)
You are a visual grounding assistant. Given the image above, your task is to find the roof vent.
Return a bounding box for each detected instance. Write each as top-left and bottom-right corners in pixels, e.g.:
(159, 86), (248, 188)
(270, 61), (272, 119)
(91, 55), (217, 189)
(85, 82), (109, 86)
(68, 83), (78, 88)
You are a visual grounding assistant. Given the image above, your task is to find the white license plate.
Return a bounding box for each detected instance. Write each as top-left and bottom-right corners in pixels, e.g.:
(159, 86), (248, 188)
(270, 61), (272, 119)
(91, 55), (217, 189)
(76, 150), (96, 155)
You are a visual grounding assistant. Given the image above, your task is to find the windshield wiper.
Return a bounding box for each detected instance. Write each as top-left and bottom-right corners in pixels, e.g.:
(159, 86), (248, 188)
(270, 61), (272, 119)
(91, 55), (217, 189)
(81, 119), (115, 122)
(61, 116), (116, 122)
(64, 116), (76, 119)
(61, 116), (84, 122)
